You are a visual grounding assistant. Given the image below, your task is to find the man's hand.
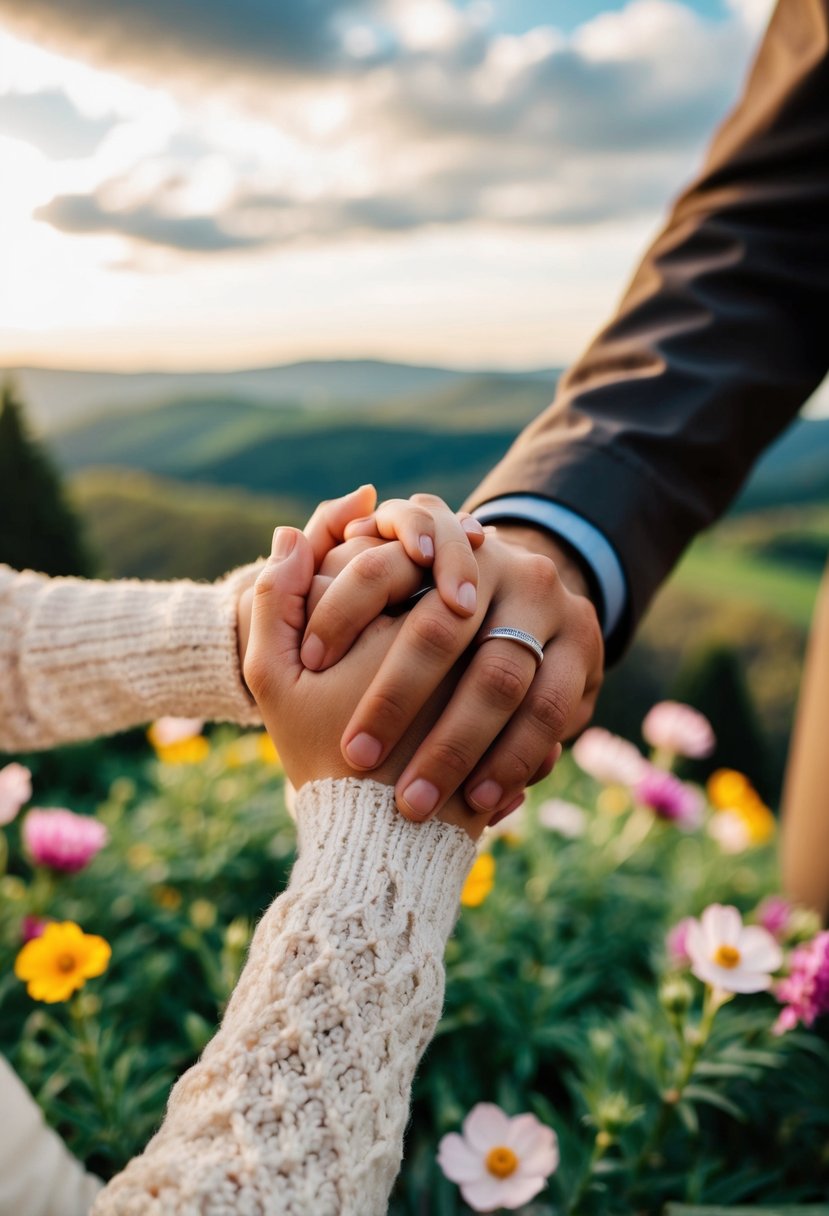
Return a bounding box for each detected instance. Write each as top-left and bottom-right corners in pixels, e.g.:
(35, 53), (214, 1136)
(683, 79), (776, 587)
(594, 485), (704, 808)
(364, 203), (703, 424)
(303, 517), (605, 821)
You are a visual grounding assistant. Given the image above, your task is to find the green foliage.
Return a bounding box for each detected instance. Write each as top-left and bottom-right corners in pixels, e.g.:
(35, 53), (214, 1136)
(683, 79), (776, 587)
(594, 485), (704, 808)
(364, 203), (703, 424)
(70, 469), (302, 581)
(671, 645), (773, 800)
(0, 380), (94, 577)
(2, 740), (828, 1212)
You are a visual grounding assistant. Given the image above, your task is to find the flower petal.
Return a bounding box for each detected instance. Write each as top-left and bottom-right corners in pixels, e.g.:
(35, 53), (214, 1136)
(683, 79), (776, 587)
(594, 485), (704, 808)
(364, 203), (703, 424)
(701, 903), (742, 947)
(437, 1134), (484, 1184)
(737, 926), (783, 974)
(462, 1103), (512, 1153)
(496, 1171), (549, 1209)
(505, 1116), (559, 1175)
(460, 1176), (507, 1212)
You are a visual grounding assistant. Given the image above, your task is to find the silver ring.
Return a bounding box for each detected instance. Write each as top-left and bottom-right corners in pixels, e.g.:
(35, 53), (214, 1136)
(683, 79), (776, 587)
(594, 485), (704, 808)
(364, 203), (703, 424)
(480, 626), (544, 667)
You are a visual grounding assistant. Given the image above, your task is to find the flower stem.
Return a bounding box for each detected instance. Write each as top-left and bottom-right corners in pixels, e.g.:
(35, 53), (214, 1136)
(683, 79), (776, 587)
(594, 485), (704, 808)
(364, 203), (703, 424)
(633, 985), (720, 1178)
(71, 998), (117, 1137)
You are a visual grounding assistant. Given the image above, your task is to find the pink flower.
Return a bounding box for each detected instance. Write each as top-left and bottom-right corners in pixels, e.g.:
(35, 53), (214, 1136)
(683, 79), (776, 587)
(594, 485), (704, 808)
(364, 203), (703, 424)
(642, 701), (715, 760)
(666, 917), (696, 967)
(686, 904), (782, 994)
(571, 728), (647, 787)
(21, 915), (49, 943)
(23, 809), (109, 874)
(635, 767), (703, 828)
(755, 895), (793, 941)
(774, 931), (829, 1034)
(0, 763), (32, 826)
(438, 1103), (559, 1211)
(538, 798), (587, 839)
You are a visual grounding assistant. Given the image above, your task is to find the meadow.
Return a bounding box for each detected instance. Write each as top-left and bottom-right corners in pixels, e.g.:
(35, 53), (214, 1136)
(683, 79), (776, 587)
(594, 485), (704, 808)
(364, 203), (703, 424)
(2, 721), (829, 1213)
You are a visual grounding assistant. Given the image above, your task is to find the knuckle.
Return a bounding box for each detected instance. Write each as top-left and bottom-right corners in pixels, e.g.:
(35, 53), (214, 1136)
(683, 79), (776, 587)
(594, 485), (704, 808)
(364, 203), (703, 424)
(409, 610), (459, 661)
(526, 553), (560, 596)
(490, 745), (534, 788)
(477, 653), (528, 708)
(253, 565), (280, 596)
(410, 492), (444, 510)
(429, 737), (474, 780)
(527, 685), (571, 741)
(364, 686), (410, 733)
(352, 547), (392, 586)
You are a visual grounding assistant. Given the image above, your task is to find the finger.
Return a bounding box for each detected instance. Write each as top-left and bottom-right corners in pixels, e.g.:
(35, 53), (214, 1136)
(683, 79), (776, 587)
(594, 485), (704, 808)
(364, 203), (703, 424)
(486, 791), (527, 830)
(301, 541), (425, 671)
(306, 573), (333, 618)
(458, 513), (486, 549)
(303, 485), (377, 567)
(463, 644), (589, 816)
(244, 527), (316, 700)
(528, 742), (563, 787)
(346, 496), (482, 616)
(392, 633), (540, 821)
(339, 594), (477, 774)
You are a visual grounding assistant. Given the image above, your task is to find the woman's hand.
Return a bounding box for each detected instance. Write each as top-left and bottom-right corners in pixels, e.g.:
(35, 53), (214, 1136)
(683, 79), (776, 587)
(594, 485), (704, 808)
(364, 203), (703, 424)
(243, 526), (490, 840)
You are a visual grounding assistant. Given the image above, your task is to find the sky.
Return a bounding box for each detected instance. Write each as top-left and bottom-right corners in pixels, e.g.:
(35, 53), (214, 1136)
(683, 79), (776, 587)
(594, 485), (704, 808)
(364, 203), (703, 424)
(0, 0), (779, 373)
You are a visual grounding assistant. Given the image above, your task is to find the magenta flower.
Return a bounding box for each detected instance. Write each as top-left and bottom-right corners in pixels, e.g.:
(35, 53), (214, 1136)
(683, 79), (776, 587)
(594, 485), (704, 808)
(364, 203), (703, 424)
(635, 767), (703, 828)
(755, 895), (793, 941)
(642, 701), (715, 760)
(571, 728), (647, 787)
(774, 931), (829, 1034)
(23, 809), (109, 874)
(0, 763), (32, 826)
(21, 915), (49, 943)
(666, 916), (696, 967)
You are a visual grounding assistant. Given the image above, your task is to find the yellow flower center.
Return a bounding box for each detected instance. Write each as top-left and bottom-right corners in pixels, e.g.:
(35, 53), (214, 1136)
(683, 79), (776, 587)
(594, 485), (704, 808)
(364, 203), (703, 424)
(486, 1146), (519, 1179)
(55, 952), (78, 974)
(713, 944), (741, 969)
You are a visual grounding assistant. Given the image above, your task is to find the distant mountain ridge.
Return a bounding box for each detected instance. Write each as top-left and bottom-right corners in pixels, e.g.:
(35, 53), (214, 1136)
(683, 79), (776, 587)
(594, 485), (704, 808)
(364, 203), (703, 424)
(2, 359), (561, 432)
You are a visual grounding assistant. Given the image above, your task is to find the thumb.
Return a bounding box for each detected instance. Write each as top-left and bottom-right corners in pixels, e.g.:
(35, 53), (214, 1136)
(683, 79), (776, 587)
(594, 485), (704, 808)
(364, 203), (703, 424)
(245, 527), (315, 697)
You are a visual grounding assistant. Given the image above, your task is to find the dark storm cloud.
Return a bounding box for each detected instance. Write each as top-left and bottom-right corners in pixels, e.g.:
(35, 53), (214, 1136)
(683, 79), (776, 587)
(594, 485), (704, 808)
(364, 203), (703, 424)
(0, 89), (116, 158)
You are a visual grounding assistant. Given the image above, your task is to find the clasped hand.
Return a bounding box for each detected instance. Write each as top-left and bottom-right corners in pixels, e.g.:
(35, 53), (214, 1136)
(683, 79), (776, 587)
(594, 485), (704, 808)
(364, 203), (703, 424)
(241, 485), (603, 826)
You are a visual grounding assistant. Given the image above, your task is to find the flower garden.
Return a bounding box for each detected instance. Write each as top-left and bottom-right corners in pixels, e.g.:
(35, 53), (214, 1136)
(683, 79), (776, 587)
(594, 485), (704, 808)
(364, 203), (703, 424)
(1, 705), (829, 1214)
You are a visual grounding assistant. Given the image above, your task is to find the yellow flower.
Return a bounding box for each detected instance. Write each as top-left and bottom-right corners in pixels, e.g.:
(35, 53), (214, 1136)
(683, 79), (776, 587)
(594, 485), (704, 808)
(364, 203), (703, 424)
(707, 769), (752, 810)
(461, 854), (495, 908)
(597, 785), (630, 816)
(152, 885), (183, 911)
(15, 921), (111, 1004)
(189, 899), (217, 930)
(736, 795), (776, 845)
(256, 733), (281, 766)
(153, 737), (210, 765)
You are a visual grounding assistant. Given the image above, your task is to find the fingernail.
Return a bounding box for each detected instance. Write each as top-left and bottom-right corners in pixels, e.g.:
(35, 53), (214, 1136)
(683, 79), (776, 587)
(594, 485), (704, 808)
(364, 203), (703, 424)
(272, 527), (296, 559)
(345, 732), (383, 768)
(469, 779), (502, 811)
(553, 743), (563, 763)
(419, 534), (435, 560)
(300, 633), (325, 671)
(461, 517), (484, 537)
(400, 778), (440, 819)
(457, 581), (477, 613)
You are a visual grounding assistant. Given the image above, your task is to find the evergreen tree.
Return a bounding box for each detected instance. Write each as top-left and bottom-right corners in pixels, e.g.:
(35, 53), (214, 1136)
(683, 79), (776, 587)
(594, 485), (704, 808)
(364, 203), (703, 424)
(0, 379), (94, 577)
(671, 641), (776, 802)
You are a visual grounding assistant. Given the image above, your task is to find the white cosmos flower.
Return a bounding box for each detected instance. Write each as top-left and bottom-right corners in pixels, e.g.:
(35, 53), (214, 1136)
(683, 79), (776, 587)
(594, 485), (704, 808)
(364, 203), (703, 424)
(686, 904), (783, 993)
(537, 798), (587, 838)
(437, 1103), (559, 1211)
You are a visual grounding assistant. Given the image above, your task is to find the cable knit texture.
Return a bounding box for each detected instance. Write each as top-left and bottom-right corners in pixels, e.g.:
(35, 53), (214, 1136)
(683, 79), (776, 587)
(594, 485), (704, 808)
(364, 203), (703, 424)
(92, 779), (476, 1216)
(0, 563), (262, 752)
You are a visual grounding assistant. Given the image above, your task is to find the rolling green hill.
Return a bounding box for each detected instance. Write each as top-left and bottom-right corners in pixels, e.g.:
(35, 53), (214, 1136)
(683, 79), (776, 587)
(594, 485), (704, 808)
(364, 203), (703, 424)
(52, 375), (557, 509)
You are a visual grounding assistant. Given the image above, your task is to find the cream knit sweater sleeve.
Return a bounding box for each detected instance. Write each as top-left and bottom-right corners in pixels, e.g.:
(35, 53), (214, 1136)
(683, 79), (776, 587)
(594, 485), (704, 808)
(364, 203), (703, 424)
(92, 778), (476, 1216)
(0, 563), (261, 752)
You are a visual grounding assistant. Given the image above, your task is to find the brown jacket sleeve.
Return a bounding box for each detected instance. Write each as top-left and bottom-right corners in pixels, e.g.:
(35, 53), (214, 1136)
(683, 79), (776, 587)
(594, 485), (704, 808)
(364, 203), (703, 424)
(466, 0), (829, 662)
